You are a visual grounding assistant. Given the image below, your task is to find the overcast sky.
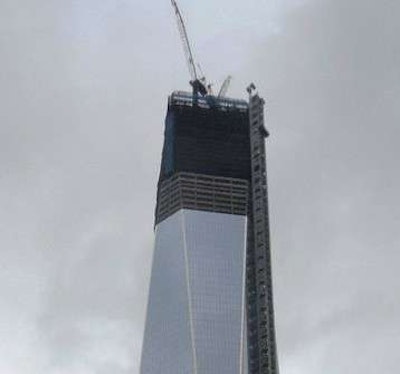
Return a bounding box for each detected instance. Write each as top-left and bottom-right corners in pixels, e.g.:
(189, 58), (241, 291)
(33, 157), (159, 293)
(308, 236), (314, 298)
(1, 0), (399, 373)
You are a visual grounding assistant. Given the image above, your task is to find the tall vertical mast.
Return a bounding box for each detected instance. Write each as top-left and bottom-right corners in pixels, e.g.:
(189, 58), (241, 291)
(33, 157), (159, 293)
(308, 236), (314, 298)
(247, 85), (279, 374)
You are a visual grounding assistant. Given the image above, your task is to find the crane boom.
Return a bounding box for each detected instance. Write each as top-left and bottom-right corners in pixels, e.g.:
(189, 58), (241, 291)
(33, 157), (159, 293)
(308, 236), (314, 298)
(171, 0), (207, 96)
(218, 75), (232, 98)
(171, 0), (197, 81)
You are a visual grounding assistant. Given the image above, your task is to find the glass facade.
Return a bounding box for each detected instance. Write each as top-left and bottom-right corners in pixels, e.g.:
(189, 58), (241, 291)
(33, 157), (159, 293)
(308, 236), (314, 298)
(140, 210), (193, 374)
(140, 209), (248, 374)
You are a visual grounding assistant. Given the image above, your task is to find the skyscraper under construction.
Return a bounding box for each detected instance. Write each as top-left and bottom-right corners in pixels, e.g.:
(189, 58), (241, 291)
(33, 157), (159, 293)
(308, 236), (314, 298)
(140, 2), (279, 373)
(140, 88), (279, 374)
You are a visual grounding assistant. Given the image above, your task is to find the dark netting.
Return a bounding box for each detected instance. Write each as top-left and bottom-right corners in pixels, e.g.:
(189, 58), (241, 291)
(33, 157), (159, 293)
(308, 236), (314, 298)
(159, 102), (251, 183)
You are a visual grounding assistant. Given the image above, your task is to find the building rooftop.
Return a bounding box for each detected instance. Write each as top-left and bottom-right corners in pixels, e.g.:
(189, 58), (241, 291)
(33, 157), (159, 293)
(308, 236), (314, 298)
(169, 91), (248, 112)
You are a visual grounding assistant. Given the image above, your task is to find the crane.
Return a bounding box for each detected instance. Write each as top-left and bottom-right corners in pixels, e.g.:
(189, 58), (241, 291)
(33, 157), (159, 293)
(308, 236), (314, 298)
(218, 75), (232, 98)
(171, 0), (208, 97)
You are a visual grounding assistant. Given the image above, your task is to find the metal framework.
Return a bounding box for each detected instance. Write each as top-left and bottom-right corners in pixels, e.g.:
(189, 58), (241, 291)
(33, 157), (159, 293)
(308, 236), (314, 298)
(156, 172), (249, 224)
(246, 91), (279, 374)
(171, 0), (207, 96)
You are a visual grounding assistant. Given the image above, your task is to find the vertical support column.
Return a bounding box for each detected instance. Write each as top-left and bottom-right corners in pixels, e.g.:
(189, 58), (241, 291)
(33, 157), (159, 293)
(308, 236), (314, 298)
(246, 86), (279, 374)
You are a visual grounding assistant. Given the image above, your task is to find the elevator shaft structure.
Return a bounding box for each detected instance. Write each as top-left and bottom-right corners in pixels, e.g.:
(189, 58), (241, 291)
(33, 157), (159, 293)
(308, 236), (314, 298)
(246, 92), (279, 374)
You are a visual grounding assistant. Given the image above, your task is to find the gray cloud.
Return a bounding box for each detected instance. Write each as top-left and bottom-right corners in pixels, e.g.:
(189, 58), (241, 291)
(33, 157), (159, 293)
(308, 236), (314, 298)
(0, 0), (399, 373)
